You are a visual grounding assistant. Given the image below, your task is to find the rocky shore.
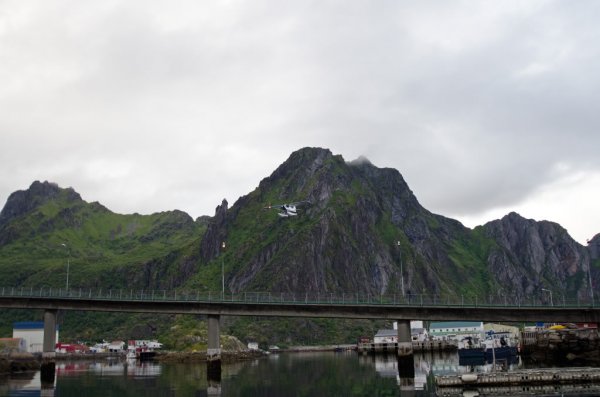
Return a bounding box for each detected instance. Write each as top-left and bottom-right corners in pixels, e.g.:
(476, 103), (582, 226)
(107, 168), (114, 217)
(529, 327), (600, 363)
(0, 354), (41, 374)
(156, 349), (265, 363)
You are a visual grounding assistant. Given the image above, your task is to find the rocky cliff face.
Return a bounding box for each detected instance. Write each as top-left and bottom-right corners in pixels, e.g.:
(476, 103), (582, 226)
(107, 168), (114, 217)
(482, 212), (592, 300)
(589, 234), (600, 260)
(0, 148), (596, 301)
(0, 181), (82, 227)
(195, 147), (596, 300)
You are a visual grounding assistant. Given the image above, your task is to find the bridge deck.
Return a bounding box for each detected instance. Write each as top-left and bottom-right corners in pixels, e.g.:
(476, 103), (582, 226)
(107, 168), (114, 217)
(0, 288), (598, 322)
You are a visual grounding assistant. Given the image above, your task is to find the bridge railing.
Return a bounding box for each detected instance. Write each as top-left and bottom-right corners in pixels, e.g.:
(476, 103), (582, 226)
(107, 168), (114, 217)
(0, 287), (595, 308)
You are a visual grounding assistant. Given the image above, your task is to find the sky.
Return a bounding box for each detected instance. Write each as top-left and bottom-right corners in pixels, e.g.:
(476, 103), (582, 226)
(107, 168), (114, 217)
(1, 0), (599, 244)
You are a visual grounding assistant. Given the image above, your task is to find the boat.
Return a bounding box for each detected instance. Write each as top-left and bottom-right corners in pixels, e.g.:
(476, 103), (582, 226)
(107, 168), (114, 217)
(457, 336), (485, 360)
(483, 331), (518, 360)
(126, 349), (136, 360)
(127, 340), (157, 361)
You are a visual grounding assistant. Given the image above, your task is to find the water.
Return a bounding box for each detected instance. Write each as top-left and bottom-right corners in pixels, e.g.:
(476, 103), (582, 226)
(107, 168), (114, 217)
(0, 352), (597, 397)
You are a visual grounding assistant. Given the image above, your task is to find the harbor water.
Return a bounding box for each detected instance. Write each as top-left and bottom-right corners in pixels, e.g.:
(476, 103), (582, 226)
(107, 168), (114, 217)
(1, 351), (600, 396)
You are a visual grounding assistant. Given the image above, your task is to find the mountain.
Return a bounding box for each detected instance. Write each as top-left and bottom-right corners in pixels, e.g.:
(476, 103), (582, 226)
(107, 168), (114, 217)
(0, 181), (205, 289)
(193, 147), (597, 301)
(0, 147), (598, 345)
(1, 150), (597, 299)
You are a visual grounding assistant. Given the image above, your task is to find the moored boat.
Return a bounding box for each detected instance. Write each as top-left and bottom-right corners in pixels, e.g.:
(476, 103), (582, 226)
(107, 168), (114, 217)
(127, 340), (158, 361)
(483, 331), (518, 360)
(457, 336), (485, 360)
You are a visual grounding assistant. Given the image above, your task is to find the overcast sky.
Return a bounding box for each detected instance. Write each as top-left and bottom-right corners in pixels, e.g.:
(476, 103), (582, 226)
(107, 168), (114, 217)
(1, 0), (599, 244)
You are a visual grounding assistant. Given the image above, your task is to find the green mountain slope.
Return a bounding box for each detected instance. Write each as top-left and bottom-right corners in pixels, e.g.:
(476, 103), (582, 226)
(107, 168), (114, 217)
(188, 148), (595, 308)
(0, 181), (205, 289)
(0, 148), (597, 346)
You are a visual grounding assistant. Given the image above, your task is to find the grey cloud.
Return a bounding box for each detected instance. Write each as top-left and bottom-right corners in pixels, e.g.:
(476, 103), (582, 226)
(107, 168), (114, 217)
(0, 0), (599, 241)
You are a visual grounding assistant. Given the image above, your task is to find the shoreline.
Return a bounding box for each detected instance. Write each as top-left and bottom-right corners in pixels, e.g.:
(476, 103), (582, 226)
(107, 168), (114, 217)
(0, 354), (41, 375)
(0, 346), (355, 374)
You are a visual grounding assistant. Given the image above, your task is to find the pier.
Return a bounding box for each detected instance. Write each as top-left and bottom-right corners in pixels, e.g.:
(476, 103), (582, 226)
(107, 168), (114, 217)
(358, 340), (457, 354)
(436, 367), (600, 388)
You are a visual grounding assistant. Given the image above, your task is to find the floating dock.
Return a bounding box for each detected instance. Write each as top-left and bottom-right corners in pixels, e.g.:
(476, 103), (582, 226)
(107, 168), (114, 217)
(437, 383), (600, 397)
(358, 340), (457, 354)
(436, 367), (600, 389)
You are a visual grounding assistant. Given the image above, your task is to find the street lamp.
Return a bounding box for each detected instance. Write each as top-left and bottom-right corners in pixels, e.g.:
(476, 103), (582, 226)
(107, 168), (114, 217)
(541, 288), (553, 307)
(221, 241), (226, 299)
(61, 243), (70, 292)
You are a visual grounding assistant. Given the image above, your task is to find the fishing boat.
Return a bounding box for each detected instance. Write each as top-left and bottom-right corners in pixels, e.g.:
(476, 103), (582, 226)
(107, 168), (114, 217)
(457, 336), (485, 360)
(483, 331), (518, 360)
(127, 340), (157, 361)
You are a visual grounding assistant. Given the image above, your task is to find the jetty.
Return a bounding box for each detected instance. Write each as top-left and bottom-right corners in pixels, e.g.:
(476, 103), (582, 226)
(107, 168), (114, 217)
(437, 383), (600, 397)
(436, 367), (600, 389)
(358, 340), (457, 354)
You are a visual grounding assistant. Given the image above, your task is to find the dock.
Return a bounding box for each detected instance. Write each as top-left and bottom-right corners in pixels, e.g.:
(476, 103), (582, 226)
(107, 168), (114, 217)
(437, 383), (600, 397)
(436, 367), (600, 389)
(358, 340), (457, 354)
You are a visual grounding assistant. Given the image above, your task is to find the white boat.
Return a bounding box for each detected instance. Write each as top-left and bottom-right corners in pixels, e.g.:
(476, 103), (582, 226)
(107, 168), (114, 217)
(127, 340), (158, 361)
(126, 349), (136, 360)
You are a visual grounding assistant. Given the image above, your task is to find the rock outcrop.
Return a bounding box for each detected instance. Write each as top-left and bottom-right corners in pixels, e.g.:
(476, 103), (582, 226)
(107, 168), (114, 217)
(482, 212), (592, 300)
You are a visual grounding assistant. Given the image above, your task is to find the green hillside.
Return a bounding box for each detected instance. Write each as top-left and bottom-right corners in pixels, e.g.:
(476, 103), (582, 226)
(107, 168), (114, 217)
(0, 148), (595, 348)
(0, 182), (204, 289)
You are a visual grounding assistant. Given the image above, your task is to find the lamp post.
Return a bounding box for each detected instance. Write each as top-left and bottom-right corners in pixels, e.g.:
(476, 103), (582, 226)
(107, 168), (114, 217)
(61, 243), (70, 292)
(221, 241), (226, 299)
(541, 288), (553, 307)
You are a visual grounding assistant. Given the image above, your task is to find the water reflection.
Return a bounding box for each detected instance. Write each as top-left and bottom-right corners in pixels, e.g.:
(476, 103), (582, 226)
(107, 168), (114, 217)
(1, 352), (600, 396)
(0, 370), (56, 397)
(55, 360), (162, 378)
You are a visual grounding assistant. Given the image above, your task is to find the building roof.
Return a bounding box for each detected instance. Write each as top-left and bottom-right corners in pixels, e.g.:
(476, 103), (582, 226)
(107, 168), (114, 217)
(13, 321), (44, 330)
(430, 321), (482, 329)
(374, 329), (397, 338)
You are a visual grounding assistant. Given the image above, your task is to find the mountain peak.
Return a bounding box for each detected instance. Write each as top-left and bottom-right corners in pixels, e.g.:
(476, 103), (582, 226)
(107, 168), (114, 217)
(257, 147), (339, 196)
(348, 155), (373, 167)
(0, 181), (82, 227)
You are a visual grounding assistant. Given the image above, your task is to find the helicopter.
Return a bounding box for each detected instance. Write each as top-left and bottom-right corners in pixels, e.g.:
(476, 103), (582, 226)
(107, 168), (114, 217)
(263, 201), (311, 218)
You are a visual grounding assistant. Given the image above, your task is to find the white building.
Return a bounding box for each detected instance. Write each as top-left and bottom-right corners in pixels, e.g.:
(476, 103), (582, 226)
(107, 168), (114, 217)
(107, 341), (125, 352)
(13, 322), (59, 353)
(429, 321), (483, 340)
(374, 329), (397, 344)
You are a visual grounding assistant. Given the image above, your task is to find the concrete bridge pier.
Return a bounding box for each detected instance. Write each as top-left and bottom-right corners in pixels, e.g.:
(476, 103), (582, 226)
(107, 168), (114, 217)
(207, 314), (222, 382)
(396, 320), (415, 379)
(43, 309), (58, 357)
(396, 320), (413, 358)
(41, 309), (57, 385)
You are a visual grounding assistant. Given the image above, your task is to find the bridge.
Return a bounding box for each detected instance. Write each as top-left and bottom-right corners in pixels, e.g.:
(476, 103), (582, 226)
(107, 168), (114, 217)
(1, 287), (598, 378)
(0, 287), (597, 322)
